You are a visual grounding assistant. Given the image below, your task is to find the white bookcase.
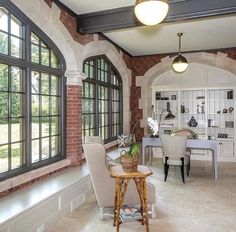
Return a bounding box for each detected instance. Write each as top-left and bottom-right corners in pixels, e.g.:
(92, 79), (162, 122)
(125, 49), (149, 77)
(152, 87), (236, 161)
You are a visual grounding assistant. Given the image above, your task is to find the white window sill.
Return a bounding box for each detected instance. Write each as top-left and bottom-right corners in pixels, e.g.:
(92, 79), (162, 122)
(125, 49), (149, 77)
(0, 159), (71, 193)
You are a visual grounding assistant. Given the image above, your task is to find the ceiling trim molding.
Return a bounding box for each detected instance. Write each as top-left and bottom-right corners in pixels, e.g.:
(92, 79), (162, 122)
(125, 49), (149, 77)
(76, 0), (236, 34)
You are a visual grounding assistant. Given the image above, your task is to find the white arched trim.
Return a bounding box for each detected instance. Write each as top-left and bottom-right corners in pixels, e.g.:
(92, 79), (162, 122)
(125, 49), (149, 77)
(136, 52), (236, 133)
(11, 0), (84, 83)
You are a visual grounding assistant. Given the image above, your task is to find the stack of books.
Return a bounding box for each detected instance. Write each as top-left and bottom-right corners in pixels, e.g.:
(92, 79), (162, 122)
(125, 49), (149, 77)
(119, 207), (142, 222)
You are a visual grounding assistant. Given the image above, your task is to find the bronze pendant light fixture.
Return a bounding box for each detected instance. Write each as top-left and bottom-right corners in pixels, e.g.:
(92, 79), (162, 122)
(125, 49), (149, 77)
(134, 0), (169, 26)
(172, 33), (188, 73)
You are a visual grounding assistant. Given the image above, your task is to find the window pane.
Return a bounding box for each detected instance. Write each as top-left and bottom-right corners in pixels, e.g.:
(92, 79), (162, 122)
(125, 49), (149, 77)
(32, 117), (39, 139)
(51, 76), (59, 95)
(31, 44), (39, 63)
(11, 118), (23, 142)
(0, 92), (8, 117)
(42, 96), (49, 115)
(11, 67), (23, 92)
(32, 95), (39, 116)
(51, 51), (59, 68)
(51, 96), (59, 115)
(11, 142), (22, 169)
(41, 137), (49, 159)
(41, 73), (49, 95)
(42, 117), (49, 137)
(31, 33), (39, 44)
(11, 36), (22, 58)
(51, 116), (60, 135)
(32, 139), (39, 163)
(41, 47), (49, 66)
(0, 8), (8, 32)
(31, 71), (39, 94)
(0, 119), (8, 145)
(0, 32), (8, 55)
(0, 63), (8, 91)
(11, 93), (23, 117)
(99, 100), (108, 112)
(51, 136), (60, 157)
(11, 15), (22, 37)
(0, 144), (8, 173)
(83, 99), (94, 113)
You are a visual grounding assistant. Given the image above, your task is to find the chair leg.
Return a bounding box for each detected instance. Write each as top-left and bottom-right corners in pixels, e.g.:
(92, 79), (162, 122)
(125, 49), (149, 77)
(187, 165), (189, 177)
(181, 158), (185, 183)
(164, 157), (169, 182)
(187, 161), (190, 177)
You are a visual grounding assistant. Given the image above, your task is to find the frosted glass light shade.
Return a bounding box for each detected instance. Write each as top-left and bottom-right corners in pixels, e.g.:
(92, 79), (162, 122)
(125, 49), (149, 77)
(172, 55), (188, 73)
(134, 0), (169, 26)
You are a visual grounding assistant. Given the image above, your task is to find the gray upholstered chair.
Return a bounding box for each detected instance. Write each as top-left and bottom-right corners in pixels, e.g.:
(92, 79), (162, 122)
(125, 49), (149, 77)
(160, 135), (189, 183)
(83, 142), (157, 219)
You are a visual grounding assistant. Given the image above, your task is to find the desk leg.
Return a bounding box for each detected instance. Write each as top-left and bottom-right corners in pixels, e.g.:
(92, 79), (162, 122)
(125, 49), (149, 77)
(134, 177), (150, 232)
(212, 147), (218, 180)
(142, 144), (145, 165)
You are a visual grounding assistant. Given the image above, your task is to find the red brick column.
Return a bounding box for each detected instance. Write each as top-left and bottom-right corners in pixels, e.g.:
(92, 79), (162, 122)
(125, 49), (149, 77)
(66, 71), (84, 166)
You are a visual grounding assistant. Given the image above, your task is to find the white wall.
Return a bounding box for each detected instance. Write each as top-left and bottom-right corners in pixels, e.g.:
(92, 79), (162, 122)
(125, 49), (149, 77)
(153, 63), (236, 88)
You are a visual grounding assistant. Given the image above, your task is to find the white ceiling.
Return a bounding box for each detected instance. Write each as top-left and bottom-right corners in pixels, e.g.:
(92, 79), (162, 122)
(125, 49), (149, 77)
(59, 0), (236, 56)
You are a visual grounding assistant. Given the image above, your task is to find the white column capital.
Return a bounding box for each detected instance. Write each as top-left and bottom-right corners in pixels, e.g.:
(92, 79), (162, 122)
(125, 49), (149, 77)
(65, 70), (87, 86)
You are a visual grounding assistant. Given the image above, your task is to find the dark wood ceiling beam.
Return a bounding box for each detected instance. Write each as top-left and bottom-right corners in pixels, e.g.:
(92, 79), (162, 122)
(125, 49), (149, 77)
(76, 0), (236, 34)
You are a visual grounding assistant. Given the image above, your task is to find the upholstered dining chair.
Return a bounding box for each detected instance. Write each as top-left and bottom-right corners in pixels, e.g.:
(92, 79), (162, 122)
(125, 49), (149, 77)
(83, 142), (157, 219)
(172, 128), (197, 171)
(160, 134), (189, 183)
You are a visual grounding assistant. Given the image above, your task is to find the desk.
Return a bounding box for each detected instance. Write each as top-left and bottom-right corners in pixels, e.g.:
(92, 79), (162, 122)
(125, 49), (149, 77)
(110, 165), (152, 232)
(142, 136), (218, 180)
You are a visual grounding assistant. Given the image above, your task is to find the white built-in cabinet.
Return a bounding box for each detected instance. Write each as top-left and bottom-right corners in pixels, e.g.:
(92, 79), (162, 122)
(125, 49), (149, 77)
(152, 87), (236, 161)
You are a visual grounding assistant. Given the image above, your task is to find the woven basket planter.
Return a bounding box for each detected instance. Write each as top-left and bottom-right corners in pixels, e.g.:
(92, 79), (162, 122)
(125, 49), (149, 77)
(120, 153), (139, 172)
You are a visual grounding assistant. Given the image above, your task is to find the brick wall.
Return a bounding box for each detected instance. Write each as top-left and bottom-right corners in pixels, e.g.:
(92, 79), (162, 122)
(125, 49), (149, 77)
(66, 85), (83, 166)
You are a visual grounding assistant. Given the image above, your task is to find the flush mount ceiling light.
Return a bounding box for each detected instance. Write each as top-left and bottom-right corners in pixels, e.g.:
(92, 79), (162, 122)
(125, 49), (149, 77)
(134, 0), (169, 26)
(172, 33), (188, 73)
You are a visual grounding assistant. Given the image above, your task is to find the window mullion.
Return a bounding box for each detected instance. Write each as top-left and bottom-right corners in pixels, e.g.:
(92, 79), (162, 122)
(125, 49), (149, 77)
(94, 60), (99, 136)
(7, 66), (11, 171)
(108, 65), (112, 140)
(24, 25), (31, 167)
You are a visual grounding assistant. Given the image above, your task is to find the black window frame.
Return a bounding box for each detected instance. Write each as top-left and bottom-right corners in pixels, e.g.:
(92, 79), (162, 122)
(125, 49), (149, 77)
(82, 55), (123, 143)
(0, 0), (66, 181)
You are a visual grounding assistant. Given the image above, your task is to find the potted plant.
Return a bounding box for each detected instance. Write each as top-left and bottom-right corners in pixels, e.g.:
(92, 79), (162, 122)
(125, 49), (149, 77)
(120, 142), (140, 172)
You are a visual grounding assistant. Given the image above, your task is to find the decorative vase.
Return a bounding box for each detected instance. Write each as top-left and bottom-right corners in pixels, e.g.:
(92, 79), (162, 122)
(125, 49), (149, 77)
(188, 116), (198, 127)
(120, 153), (139, 173)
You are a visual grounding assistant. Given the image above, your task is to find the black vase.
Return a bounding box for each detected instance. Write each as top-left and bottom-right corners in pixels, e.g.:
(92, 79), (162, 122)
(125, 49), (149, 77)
(188, 116), (198, 127)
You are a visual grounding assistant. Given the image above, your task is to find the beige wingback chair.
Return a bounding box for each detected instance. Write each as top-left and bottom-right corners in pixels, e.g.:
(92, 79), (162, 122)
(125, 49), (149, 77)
(84, 136), (104, 145)
(161, 135), (189, 183)
(83, 142), (157, 219)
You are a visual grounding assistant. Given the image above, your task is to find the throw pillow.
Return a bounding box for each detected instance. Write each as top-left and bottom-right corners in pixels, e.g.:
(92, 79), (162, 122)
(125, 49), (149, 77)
(117, 134), (135, 148)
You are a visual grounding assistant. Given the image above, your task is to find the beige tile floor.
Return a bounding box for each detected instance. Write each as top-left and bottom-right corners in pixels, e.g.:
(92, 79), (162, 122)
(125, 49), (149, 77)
(49, 160), (236, 232)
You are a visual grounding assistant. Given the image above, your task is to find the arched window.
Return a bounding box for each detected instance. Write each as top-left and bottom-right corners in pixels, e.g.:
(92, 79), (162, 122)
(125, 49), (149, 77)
(0, 1), (66, 180)
(82, 56), (122, 143)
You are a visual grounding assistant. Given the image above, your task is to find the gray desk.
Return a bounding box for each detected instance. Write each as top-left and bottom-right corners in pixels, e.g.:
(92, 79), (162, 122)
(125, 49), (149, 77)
(142, 136), (218, 180)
